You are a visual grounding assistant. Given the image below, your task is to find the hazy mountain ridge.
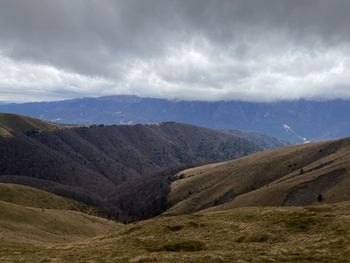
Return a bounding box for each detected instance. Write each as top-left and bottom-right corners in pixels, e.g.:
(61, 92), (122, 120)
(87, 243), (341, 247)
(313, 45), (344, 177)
(1, 96), (350, 142)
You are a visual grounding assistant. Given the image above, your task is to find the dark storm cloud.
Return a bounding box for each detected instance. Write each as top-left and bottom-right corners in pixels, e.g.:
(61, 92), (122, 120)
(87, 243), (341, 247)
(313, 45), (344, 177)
(0, 0), (350, 101)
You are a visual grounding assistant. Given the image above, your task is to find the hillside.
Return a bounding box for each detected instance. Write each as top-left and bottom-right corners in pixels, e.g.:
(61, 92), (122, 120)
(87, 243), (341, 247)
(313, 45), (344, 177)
(0, 113), (61, 137)
(0, 183), (97, 214)
(1, 201), (349, 262)
(165, 137), (350, 216)
(2, 96), (350, 142)
(0, 183), (119, 247)
(0, 200), (119, 246)
(0, 113), (283, 221)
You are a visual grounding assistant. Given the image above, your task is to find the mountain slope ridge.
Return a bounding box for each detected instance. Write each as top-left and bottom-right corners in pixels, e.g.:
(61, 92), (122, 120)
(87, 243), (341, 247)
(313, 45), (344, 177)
(165, 137), (350, 216)
(0, 112), (61, 137)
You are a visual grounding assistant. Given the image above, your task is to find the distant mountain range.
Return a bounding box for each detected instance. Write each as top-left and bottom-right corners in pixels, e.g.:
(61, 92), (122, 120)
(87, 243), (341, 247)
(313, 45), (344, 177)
(1, 96), (350, 142)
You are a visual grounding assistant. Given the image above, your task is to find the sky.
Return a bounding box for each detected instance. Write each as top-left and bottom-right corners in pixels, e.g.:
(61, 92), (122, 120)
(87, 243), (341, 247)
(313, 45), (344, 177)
(1, 0), (350, 102)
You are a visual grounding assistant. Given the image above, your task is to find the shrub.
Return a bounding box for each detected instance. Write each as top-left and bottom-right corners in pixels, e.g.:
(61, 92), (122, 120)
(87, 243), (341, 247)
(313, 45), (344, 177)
(317, 194), (323, 202)
(149, 240), (205, 252)
(284, 215), (317, 232)
(166, 224), (184, 231)
(23, 128), (40, 136)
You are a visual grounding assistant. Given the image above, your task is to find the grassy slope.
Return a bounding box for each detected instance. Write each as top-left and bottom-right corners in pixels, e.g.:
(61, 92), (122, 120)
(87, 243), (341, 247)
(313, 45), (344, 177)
(0, 183), (96, 214)
(0, 201), (119, 246)
(166, 138), (350, 216)
(0, 202), (349, 262)
(0, 113), (60, 137)
(0, 183), (120, 258)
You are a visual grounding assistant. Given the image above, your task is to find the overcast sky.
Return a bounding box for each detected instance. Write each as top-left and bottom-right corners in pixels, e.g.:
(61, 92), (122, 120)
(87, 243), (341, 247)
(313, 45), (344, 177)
(1, 0), (350, 102)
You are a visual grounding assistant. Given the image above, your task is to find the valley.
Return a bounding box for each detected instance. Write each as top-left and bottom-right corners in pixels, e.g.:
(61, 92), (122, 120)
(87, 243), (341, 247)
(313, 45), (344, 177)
(0, 113), (350, 262)
(0, 113), (284, 221)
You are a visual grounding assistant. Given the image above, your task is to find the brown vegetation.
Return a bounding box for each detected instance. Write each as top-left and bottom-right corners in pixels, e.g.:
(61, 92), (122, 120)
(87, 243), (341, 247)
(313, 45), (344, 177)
(1, 199), (349, 262)
(166, 137), (350, 216)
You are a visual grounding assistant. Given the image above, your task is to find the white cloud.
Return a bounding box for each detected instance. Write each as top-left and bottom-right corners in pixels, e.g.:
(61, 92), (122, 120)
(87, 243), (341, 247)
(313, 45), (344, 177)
(1, 41), (350, 102)
(110, 40), (350, 101)
(0, 53), (115, 101)
(1, 1), (350, 102)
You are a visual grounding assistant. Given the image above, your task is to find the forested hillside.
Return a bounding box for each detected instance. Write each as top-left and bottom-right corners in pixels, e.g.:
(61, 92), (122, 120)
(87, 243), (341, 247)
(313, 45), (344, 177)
(0, 113), (280, 221)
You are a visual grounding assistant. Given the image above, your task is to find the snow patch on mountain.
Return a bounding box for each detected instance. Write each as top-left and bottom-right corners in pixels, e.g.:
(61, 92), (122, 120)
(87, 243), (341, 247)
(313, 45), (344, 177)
(282, 124), (310, 143)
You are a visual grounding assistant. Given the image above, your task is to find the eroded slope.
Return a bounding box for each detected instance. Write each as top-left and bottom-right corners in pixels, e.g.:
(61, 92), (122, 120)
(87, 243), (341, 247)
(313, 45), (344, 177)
(166, 137), (350, 215)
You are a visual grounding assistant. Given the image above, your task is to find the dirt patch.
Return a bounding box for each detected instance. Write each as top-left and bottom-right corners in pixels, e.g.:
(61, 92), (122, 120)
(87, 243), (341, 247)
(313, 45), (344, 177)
(284, 169), (345, 206)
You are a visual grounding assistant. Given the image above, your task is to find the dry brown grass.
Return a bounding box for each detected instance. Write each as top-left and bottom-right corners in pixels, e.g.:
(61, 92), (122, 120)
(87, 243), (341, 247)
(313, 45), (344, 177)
(0, 200), (119, 245)
(1, 201), (350, 262)
(166, 137), (350, 216)
(0, 183), (95, 213)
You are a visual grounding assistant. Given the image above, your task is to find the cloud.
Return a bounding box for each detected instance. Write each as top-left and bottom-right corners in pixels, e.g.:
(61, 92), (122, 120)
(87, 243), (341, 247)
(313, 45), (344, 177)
(0, 53), (115, 101)
(0, 0), (350, 102)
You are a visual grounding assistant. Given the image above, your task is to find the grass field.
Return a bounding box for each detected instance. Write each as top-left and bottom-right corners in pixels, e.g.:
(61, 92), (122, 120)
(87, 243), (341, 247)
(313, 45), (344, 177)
(0, 199), (349, 262)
